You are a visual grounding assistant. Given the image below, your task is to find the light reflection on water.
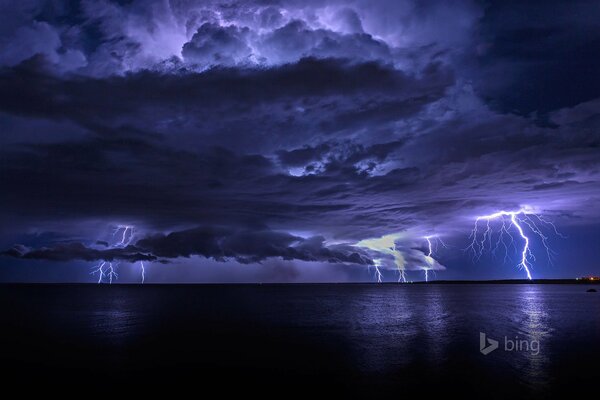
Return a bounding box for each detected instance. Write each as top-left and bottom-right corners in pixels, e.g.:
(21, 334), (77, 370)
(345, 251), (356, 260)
(33, 284), (599, 387)
(83, 295), (150, 343)
(3, 283), (600, 396)
(257, 284), (599, 385)
(512, 286), (552, 388)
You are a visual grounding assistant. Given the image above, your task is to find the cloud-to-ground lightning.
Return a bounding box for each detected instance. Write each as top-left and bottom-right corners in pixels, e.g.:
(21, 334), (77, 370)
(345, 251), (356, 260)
(354, 231), (448, 283)
(106, 262), (118, 284)
(91, 225), (148, 284)
(422, 235), (447, 282)
(371, 259), (384, 283)
(355, 233), (407, 283)
(423, 236), (434, 282)
(91, 261), (106, 284)
(467, 207), (562, 280)
(91, 260), (120, 284)
(140, 260), (145, 284)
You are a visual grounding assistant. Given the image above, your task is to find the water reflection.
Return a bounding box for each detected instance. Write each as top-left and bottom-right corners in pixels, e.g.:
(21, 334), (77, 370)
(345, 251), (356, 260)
(88, 295), (146, 344)
(336, 287), (416, 371)
(4, 283), (597, 395)
(342, 286), (451, 372)
(512, 286), (552, 388)
(337, 284), (559, 384)
(422, 285), (449, 363)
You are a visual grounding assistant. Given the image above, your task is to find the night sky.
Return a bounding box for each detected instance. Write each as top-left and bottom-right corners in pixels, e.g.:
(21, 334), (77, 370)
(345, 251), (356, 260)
(1, 0), (599, 283)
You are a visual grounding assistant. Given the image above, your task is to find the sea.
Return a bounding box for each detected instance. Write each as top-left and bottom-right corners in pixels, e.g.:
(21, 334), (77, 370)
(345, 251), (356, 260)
(0, 284), (599, 397)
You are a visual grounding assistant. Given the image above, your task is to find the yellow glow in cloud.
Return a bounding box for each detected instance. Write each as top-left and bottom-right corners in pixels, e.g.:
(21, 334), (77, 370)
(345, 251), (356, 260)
(355, 232), (407, 273)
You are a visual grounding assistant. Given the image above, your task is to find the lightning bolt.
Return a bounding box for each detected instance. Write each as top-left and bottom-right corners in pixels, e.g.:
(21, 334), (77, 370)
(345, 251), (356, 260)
(114, 225), (133, 247)
(397, 268), (406, 283)
(91, 261), (106, 284)
(356, 232), (446, 283)
(140, 260), (145, 284)
(106, 262), (118, 284)
(372, 259), (383, 283)
(423, 236), (433, 282)
(91, 261), (118, 284)
(355, 233), (407, 283)
(467, 207), (561, 280)
(91, 225), (148, 284)
(422, 235), (446, 282)
(425, 236), (433, 257)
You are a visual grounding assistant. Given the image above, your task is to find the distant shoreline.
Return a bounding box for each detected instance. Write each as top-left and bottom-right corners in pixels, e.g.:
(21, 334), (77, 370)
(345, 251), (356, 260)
(0, 279), (599, 285)
(411, 279), (600, 285)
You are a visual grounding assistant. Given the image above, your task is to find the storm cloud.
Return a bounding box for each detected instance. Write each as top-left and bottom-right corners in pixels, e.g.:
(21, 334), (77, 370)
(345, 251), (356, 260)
(1, 0), (599, 282)
(3, 226), (373, 266)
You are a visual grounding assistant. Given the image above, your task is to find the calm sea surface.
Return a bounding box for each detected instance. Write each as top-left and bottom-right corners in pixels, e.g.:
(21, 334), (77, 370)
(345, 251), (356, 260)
(0, 284), (599, 397)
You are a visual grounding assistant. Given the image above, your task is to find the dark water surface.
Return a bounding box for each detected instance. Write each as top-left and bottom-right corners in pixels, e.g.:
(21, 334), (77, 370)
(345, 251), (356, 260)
(1, 284), (599, 397)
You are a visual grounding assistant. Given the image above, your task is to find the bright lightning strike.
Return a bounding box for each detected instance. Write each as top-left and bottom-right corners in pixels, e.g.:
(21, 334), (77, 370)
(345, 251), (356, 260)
(106, 262), (118, 284)
(355, 233), (407, 283)
(91, 261), (106, 284)
(423, 236), (434, 282)
(425, 236), (433, 257)
(372, 259), (384, 283)
(397, 269), (407, 283)
(467, 207), (562, 280)
(422, 235), (446, 282)
(355, 232), (447, 283)
(140, 261), (145, 284)
(114, 225), (133, 247)
(91, 225), (148, 284)
(91, 261), (118, 284)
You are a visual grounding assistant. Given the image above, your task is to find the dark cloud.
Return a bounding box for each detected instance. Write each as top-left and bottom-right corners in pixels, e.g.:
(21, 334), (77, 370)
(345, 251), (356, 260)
(277, 143), (333, 167)
(276, 140), (405, 171)
(1, 92), (599, 243)
(257, 19), (392, 64)
(0, 56), (451, 125)
(182, 22), (252, 66)
(2, 242), (156, 263)
(137, 227), (371, 264)
(3, 226), (372, 266)
(474, 0), (600, 114)
(1, 0), (600, 282)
